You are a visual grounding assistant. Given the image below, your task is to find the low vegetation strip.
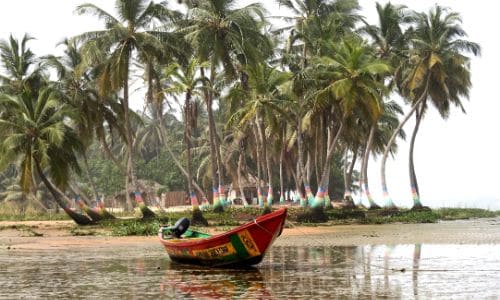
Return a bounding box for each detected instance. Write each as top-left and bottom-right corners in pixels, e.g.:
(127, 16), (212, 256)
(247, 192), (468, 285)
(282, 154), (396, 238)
(1, 207), (498, 237)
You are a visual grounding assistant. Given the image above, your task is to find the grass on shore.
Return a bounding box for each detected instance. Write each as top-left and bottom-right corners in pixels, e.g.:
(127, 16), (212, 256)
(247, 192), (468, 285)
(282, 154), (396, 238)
(1, 205), (498, 236)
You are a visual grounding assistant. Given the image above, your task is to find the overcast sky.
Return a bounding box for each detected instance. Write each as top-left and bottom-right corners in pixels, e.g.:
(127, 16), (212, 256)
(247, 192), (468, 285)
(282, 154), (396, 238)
(0, 0), (497, 209)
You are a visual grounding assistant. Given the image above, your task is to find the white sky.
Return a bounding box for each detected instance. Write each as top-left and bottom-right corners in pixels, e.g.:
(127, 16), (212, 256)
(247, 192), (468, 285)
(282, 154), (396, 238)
(0, 0), (497, 209)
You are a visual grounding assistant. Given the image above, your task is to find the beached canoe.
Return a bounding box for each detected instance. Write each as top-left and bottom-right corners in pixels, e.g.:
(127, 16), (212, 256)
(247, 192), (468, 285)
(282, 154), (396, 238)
(158, 208), (287, 267)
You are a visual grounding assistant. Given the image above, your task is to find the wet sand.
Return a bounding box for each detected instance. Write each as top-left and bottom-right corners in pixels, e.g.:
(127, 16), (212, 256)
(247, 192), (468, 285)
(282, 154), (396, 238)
(1, 217), (499, 251)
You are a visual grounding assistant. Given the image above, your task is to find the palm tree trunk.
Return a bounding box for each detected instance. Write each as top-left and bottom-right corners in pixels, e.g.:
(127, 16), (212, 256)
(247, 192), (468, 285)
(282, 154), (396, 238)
(34, 159), (92, 225)
(343, 148), (357, 207)
(296, 117), (312, 206)
(294, 162), (304, 206)
(279, 127), (286, 204)
(68, 184), (105, 221)
(210, 66), (225, 208)
(184, 91), (206, 226)
(237, 148), (248, 206)
(256, 111), (272, 207)
(381, 83), (429, 206)
(122, 66), (134, 212)
(314, 125), (321, 185)
(186, 130), (207, 225)
(363, 124), (381, 209)
(315, 120), (345, 207)
(123, 56), (155, 219)
(347, 150), (357, 190)
(201, 68), (222, 211)
(185, 99), (197, 210)
(409, 103), (424, 209)
(252, 123), (264, 207)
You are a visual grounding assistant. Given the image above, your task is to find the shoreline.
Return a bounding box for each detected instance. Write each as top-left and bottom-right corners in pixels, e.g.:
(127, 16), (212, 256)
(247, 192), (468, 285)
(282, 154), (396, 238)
(1, 217), (499, 251)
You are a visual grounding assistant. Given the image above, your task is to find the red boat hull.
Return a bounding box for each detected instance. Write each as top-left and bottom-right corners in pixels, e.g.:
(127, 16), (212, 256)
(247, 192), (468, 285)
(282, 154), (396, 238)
(158, 208), (287, 267)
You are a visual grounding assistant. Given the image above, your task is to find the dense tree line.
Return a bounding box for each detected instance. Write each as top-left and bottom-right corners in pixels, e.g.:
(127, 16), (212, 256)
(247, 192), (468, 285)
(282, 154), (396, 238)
(0, 0), (479, 222)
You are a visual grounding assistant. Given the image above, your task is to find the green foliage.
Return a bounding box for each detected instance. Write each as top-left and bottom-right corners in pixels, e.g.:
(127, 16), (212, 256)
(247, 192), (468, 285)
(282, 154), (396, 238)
(136, 151), (186, 191)
(106, 218), (164, 236)
(86, 155), (124, 196)
(362, 210), (440, 224)
(435, 208), (499, 220)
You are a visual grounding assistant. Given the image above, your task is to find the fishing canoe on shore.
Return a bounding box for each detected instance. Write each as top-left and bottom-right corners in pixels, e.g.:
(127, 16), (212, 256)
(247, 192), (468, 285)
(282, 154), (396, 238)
(158, 208), (287, 267)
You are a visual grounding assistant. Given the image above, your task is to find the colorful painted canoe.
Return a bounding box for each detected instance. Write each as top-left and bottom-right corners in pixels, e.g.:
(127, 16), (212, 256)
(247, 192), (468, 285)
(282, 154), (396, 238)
(158, 208), (287, 267)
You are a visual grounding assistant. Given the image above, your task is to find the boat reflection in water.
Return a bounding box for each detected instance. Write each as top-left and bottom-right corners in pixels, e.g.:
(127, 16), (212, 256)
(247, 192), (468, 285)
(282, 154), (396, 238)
(160, 262), (271, 299)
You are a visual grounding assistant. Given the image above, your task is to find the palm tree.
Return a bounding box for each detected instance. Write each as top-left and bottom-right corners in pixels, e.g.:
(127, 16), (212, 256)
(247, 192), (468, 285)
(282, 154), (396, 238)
(0, 88), (92, 225)
(276, 0), (361, 206)
(0, 34), (44, 96)
(43, 39), (118, 219)
(230, 63), (291, 209)
(0, 34), (48, 210)
(163, 59), (208, 224)
(182, 0), (272, 211)
(312, 39), (390, 208)
(359, 2), (411, 209)
(74, 0), (178, 217)
(381, 5), (480, 209)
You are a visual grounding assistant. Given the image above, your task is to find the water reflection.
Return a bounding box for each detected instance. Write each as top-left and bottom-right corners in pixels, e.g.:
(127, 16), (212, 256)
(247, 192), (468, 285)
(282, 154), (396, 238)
(0, 244), (498, 298)
(160, 264), (270, 299)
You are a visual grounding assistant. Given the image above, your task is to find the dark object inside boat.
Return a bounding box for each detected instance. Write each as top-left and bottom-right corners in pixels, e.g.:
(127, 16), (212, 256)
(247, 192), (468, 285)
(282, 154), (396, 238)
(171, 217), (190, 238)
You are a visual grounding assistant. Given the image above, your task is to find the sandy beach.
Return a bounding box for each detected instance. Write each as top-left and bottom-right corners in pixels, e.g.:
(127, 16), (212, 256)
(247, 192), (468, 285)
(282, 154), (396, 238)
(1, 217), (499, 251)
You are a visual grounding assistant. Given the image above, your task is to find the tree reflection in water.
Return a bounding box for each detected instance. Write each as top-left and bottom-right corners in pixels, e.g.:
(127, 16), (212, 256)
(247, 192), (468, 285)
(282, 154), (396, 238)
(1, 244), (498, 298)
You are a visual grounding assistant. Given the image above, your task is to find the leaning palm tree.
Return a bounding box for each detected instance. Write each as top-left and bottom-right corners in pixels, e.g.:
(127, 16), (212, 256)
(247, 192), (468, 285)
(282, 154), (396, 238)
(361, 2), (411, 209)
(0, 88), (93, 225)
(74, 0), (179, 218)
(0, 34), (49, 210)
(43, 39), (118, 219)
(380, 5), (480, 209)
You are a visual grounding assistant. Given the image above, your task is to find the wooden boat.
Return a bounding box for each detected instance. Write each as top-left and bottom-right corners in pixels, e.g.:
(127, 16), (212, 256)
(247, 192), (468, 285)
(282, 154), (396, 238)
(158, 208), (287, 267)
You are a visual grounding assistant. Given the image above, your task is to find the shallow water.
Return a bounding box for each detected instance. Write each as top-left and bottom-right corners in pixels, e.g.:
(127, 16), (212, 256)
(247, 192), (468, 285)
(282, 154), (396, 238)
(1, 244), (499, 299)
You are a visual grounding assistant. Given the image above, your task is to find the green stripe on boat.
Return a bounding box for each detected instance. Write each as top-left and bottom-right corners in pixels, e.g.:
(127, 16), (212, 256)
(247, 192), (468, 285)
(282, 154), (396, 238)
(230, 234), (250, 259)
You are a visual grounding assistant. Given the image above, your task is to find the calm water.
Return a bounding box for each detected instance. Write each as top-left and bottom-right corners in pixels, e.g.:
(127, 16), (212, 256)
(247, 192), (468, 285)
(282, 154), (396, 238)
(1, 244), (499, 299)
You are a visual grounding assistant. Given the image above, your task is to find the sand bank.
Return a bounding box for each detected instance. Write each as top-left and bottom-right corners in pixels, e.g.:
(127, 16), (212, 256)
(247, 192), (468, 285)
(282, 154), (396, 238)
(0, 217), (499, 251)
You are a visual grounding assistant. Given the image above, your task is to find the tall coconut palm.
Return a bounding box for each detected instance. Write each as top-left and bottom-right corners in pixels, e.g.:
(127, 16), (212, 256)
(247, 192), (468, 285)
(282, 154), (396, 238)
(182, 0), (272, 211)
(311, 39), (390, 208)
(277, 0), (361, 205)
(162, 59), (208, 224)
(381, 5), (480, 209)
(0, 88), (92, 225)
(74, 0), (178, 217)
(360, 2), (411, 209)
(230, 63), (291, 209)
